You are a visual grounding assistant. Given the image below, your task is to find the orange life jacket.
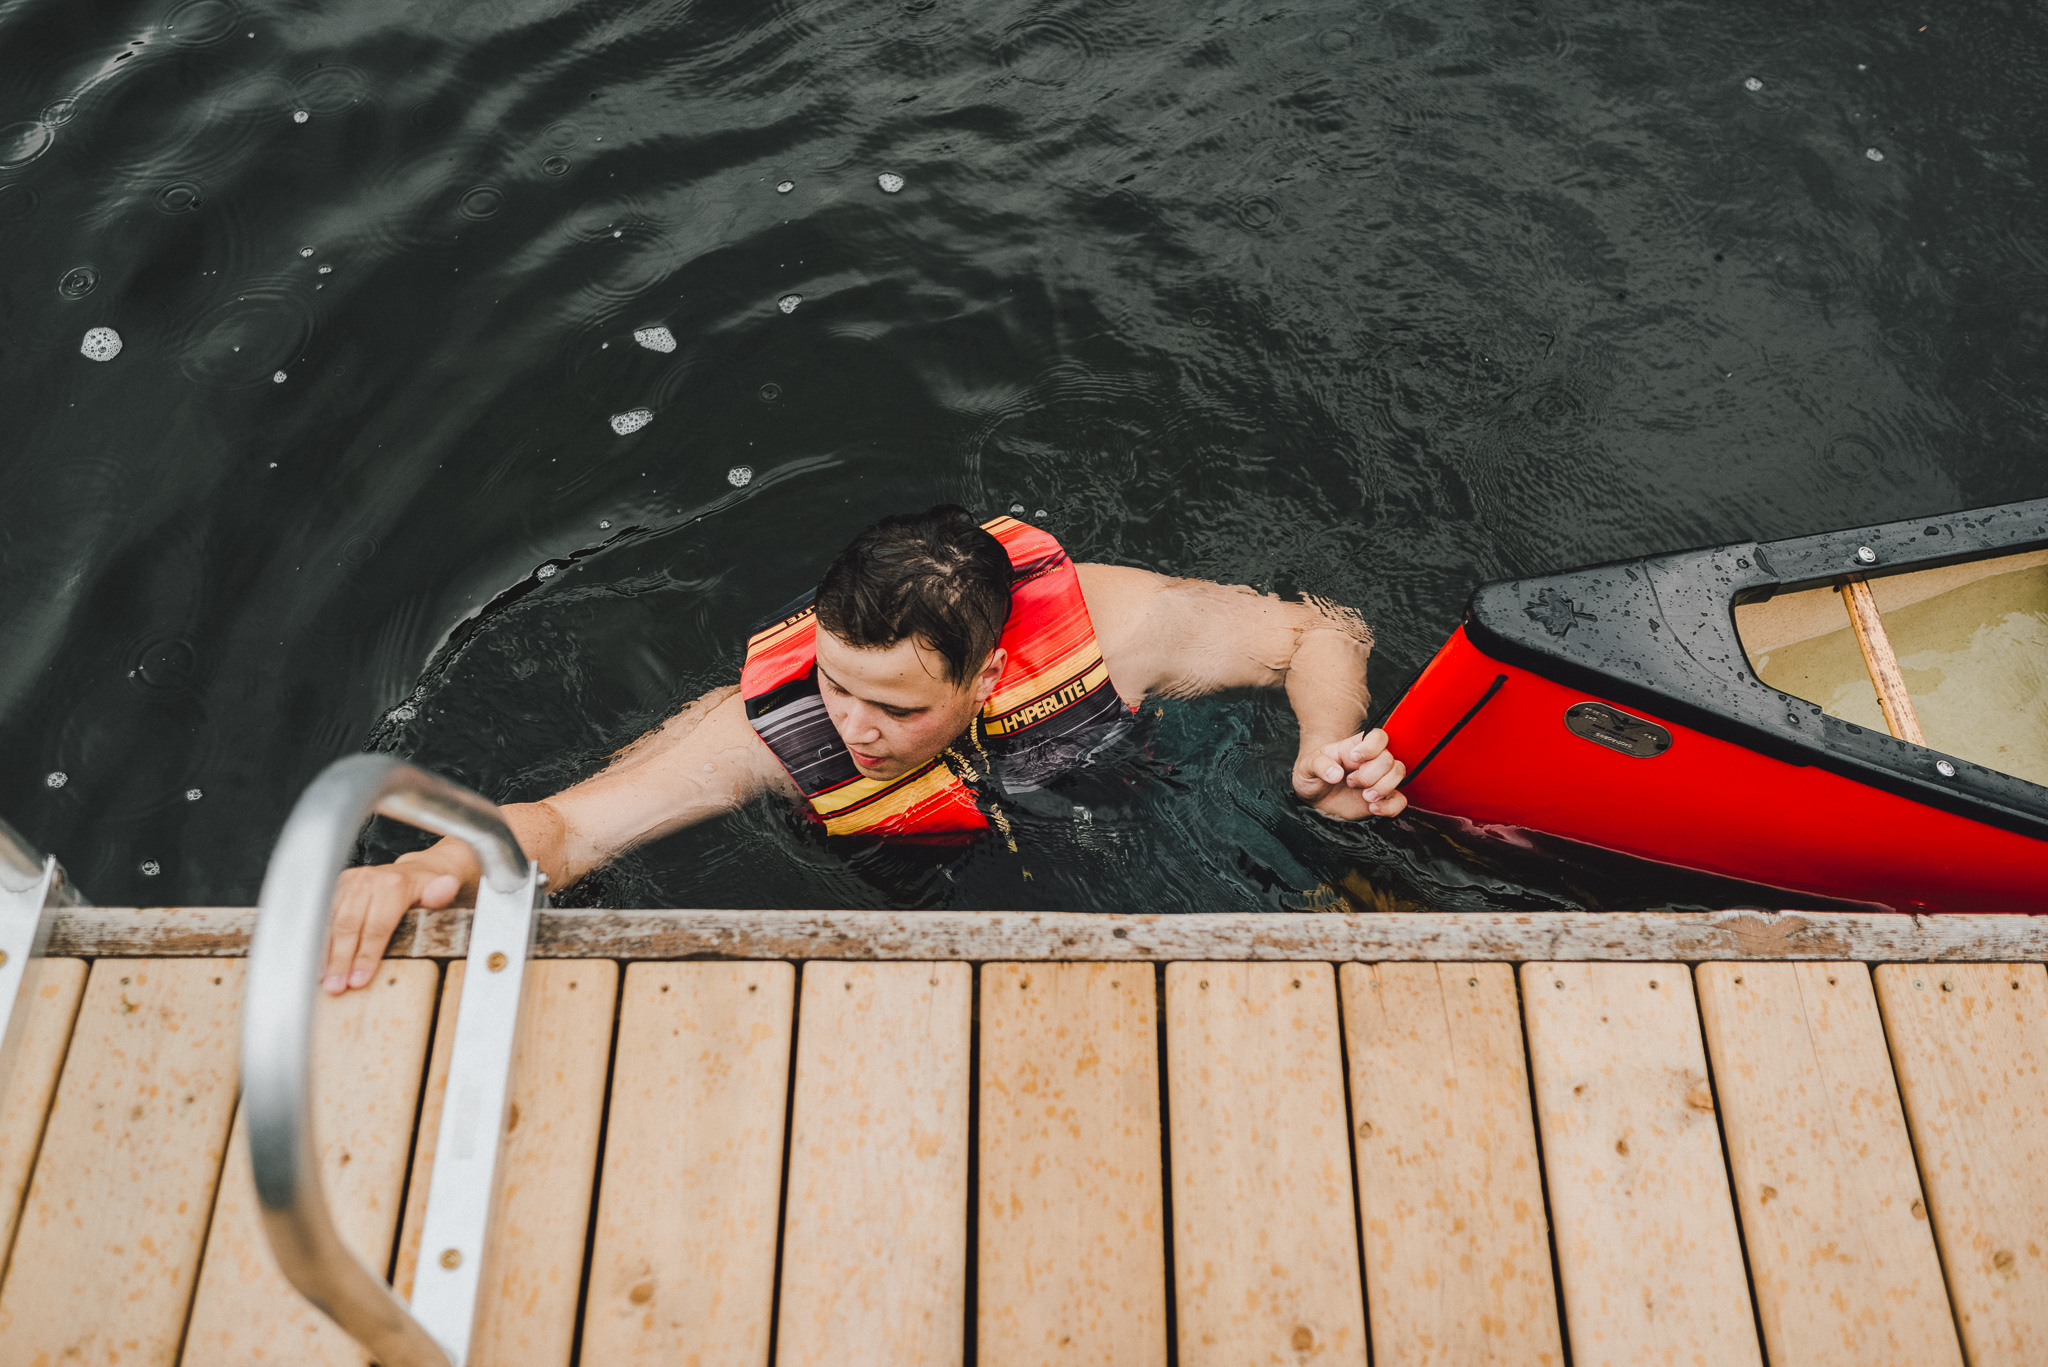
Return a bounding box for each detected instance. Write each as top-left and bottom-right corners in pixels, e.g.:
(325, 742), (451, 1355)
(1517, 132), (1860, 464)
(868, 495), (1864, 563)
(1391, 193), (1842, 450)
(740, 517), (1133, 839)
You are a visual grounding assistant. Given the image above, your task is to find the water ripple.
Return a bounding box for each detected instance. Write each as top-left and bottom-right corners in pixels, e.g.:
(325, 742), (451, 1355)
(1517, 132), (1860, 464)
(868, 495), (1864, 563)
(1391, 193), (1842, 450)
(164, 0), (241, 46)
(177, 278), (315, 388)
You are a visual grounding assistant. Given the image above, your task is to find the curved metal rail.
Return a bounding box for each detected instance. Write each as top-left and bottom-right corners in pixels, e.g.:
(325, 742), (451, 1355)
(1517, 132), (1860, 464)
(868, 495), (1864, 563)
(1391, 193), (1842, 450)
(0, 815), (79, 1105)
(244, 755), (543, 1367)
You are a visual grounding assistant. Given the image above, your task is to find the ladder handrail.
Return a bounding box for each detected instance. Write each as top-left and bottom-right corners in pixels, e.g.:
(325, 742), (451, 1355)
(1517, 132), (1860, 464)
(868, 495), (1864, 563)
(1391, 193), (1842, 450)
(244, 754), (542, 1367)
(0, 816), (78, 1108)
(0, 815), (81, 905)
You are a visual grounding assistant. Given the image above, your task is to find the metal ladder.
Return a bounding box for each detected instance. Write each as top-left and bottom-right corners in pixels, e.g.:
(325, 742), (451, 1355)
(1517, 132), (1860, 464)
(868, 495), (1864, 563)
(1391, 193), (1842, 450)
(241, 755), (545, 1367)
(0, 816), (81, 1101)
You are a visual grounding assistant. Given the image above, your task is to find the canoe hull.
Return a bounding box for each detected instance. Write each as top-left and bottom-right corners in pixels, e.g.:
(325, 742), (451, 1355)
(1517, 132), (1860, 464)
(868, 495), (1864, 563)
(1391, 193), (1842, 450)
(1384, 626), (2048, 915)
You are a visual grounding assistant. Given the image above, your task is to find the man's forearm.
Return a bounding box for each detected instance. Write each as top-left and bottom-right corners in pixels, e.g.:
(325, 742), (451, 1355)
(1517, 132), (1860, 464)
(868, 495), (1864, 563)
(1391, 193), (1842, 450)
(392, 800), (571, 898)
(1284, 625), (1372, 755)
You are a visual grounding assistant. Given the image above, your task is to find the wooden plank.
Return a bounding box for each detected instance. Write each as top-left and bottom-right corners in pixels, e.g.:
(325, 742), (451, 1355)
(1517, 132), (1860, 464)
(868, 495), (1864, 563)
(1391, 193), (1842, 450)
(0, 960), (244, 1362)
(580, 962), (796, 1366)
(0, 958), (86, 1279)
(1697, 962), (1961, 1366)
(56, 907), (2048, 962)
(1520, 963), (1761, 1367)
(776, 962), (972, 1367)
(978, 963), (1166, 1367)
(1340, 963), (1563, 1366)
(180, 961), (440, 1365)
(393, 959), (617, 1367)
(1840, 576), (1929, 744)
(1165, 962), (1366, 1364)
(1875, 963), (2048, 1364)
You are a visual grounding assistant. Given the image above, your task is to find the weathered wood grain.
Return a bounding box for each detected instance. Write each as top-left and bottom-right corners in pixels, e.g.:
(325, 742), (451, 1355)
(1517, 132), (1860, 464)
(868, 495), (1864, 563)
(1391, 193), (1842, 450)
(181, 962), (439, 1366)
(1165, 962), (1367, 1365)
(53, 907), (2048, 962)
(0, 960), (245, 1363)
(1697, 962), (1961, 1367)
(978, 963), (1167, 1367)
(1841, 576), (1928, 745)
(776, 962), (973, 1367)
(581, 962), (796, 1367)
(1340, 963), (1563, 1366)
(0, 959), (85, 1282)
(1522, 963), (1762, 1367)
(394, 960), (618, 1367)
(1876, 963), (2048, 1366)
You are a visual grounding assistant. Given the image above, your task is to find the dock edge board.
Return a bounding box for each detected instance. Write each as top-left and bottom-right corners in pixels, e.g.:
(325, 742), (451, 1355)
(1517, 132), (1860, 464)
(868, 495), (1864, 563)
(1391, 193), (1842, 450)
(42, 907), (2048, 962)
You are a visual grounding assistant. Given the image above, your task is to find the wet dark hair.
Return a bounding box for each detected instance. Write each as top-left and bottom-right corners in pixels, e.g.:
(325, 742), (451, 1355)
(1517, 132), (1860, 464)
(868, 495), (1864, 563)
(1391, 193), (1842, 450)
(814, 505), (1013, 686)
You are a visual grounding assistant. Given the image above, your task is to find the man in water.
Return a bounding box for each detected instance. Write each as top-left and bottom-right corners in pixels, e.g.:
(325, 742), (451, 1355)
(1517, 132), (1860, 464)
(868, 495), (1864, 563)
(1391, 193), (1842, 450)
(323, 506), (1407, 992)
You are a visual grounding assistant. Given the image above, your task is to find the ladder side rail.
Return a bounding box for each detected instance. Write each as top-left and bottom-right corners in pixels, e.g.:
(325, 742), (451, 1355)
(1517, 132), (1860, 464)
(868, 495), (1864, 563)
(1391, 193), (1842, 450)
(244, 754), (541, 1367)
(0, 817), (80, 1103)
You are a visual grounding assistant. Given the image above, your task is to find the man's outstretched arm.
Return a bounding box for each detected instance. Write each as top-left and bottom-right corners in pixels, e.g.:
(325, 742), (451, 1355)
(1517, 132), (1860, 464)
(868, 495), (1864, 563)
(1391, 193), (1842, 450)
(321, 684), (793, 993)
(1075, 563), (1407, 821)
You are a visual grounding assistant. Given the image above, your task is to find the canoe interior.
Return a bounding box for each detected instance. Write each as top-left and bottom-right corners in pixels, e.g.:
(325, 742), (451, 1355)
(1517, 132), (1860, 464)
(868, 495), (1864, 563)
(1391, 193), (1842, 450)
(1737, 548), (2048, 787)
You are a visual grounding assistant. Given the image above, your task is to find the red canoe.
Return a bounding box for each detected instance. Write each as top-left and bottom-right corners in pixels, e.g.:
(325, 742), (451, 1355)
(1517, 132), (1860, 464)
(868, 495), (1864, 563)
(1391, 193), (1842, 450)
(1380, 498), (2048, 914)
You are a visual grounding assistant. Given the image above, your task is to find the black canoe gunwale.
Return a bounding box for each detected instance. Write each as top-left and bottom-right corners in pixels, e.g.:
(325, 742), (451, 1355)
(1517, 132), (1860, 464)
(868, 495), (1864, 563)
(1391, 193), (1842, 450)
(1461, 496), (2048, 843)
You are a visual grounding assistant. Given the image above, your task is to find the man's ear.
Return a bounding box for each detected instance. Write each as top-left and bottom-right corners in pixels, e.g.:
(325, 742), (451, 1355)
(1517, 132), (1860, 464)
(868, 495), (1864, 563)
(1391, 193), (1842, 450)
(974, 647), (1008, 704)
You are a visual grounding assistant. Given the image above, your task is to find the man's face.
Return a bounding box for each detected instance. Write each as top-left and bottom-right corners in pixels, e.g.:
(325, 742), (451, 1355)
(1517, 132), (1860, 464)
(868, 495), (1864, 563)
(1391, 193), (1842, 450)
(814, 628), (1006, 782)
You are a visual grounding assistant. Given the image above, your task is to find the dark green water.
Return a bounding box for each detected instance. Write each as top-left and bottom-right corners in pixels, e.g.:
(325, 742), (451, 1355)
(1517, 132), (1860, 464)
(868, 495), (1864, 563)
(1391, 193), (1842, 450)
(2, 0), (2043, 910)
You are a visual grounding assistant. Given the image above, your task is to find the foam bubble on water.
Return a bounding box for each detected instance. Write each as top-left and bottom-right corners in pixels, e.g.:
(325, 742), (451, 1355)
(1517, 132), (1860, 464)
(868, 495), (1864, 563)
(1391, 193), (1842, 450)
(727, 465), (753, 487)
(610, 407), (653, 435)
(141, 860), (161, 876)
(537, 564), (558, 579)
(80, 327), (122, 361)
(45, 771), (66, 789)
(1744, 76), (1763, 91)
(633, 325), (676, 353)
(1036, 509), (1047, 518)
(776, 180), (794, 193)
(599, 519), (611, 529)
(300, 246), (314, 257)
(387, 703), (417, 723)
(185, 787), (203, 801)
(272, 370), (287, 383)
(317, 265), (332, 274)
(292, 109), (309, 123)
(1865, 146), (1886, 162)
(1010, 503), (1025, 513)
(777, 294), (802, 313)
(877, 172), (905, 193)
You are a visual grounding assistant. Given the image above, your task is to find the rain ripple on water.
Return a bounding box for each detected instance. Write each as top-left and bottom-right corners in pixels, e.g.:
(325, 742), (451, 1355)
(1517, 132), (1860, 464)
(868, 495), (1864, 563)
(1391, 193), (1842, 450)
(178, 281), (313, 388)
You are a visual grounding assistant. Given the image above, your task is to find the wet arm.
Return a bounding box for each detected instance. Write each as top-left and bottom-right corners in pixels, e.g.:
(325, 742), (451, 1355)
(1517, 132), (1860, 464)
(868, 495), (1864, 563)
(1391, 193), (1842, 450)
(1076, 562), (1403, 817)
(324, 685), (792, 990)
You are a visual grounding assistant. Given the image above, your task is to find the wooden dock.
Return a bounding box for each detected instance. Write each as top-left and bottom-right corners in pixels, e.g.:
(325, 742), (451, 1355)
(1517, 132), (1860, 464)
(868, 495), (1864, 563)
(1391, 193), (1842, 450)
(2, 907), (2044, 1365)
